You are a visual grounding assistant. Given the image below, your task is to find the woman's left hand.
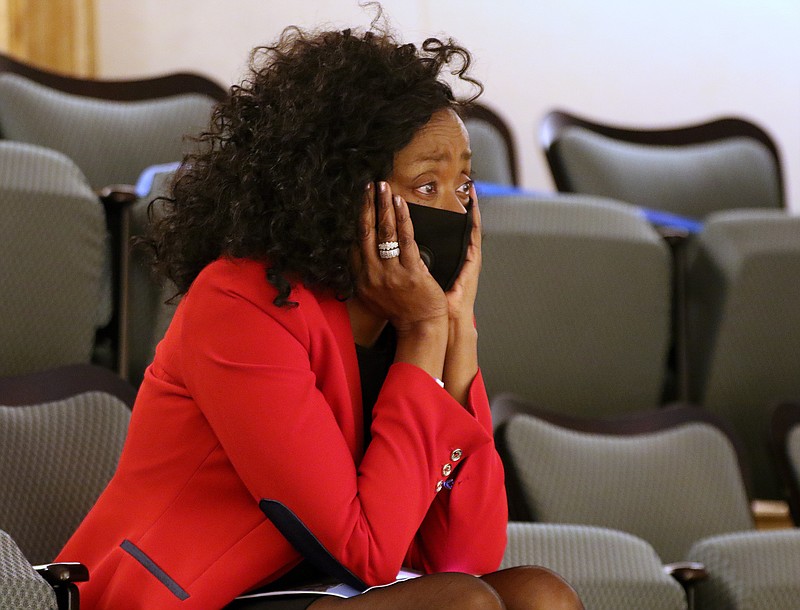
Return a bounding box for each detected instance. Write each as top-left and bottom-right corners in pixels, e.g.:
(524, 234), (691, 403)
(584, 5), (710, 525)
(441, 184), (481, 405)
(445, 183), (481, 322)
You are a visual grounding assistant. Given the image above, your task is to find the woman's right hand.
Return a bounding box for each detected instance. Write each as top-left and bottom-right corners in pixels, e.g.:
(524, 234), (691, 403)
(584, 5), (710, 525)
(352, 181), (449, 335)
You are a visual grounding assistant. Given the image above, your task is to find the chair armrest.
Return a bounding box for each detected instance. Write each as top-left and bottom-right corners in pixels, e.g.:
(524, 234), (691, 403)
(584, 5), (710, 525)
(663, 561), (708, 586)
(34, 563), (88, 610)
(664, 561), (708, 610)
(98, 183), (138, 207)
(655, 225), (691, 243)
(33, 562), (89, 585)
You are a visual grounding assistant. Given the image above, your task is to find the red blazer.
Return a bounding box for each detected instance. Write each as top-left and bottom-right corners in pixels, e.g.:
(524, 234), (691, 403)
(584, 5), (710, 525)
(57, 258), (507, 609)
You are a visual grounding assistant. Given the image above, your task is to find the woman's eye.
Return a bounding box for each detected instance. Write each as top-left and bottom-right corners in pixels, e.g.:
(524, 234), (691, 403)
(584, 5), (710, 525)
(416, 183), (436, 195)
(458, 180), (473, 194)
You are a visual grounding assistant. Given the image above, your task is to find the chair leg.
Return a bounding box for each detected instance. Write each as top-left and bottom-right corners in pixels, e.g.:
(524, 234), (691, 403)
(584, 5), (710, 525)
(53, 582), (80, 610)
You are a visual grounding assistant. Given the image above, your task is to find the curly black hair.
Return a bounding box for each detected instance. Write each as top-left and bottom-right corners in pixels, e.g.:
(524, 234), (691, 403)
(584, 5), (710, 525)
(145, 21), (481, 307)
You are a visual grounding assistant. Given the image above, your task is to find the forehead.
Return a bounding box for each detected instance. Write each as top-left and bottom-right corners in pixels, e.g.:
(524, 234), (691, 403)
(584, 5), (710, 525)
(395, 108), (471, 166)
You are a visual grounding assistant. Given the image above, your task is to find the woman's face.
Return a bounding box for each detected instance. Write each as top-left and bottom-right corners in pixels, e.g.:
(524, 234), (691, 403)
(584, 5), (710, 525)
(387, 108), (472, 213)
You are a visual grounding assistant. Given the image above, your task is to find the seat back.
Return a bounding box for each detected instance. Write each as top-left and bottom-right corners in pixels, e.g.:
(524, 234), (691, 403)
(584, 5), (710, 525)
(770, 402), (800, 524)
(0, 142), (109, 376)
(541, 110), (783, 218)
(0, 365), (134, 564)
(476, 194), (671, 416)
(686, 210), (800, 499)
(0, 529), (57, 608)
(461, 103), (518, 186)
(0, 72), (220, 188)
(497, 398), (754, 563)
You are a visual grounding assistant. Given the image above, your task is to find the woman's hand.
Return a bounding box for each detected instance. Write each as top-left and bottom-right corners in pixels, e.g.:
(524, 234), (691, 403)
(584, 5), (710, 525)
(445, 183), (482, 323)
(441, 184), (481, 406)
(351, 182), (449, 379)
(352, 181), (449, 330)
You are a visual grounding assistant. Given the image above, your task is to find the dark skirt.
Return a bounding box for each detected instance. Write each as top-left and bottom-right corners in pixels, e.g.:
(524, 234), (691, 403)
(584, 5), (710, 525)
(224, 594), (319, 610)
(224, 562), (337, 610)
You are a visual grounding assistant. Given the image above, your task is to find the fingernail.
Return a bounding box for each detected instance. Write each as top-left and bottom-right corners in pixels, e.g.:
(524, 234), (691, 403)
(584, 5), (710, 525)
(365, 182), (373, 191)
(393, 195), (401, 207)
(379, 181), (388, 193)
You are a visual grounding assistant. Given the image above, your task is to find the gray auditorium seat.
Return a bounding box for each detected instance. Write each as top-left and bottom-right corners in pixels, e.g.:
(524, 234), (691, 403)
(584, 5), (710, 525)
(496, 399), (754, 563)
(689, 529), (800, 610)
(497, 396), (800, 609)
(0, 71), (220, 189)
(0, 142), (109, 376)
(461, 103), (518, 186)
(0, 57), (226, 376)
(686, 209), (800, 499)
(540, 110), (783, 218)
(0, 365), (134, 564)
(502, 522), (687, 610)
(476, 193), (672, 416)
(0, 529), (57, 610)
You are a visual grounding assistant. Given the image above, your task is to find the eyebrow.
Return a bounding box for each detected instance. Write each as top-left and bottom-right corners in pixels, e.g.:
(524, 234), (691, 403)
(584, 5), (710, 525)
(414, 150), (473, 164)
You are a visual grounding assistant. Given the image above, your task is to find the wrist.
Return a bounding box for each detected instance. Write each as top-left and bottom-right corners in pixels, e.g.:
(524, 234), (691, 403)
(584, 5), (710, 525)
(443, 313), (478, 407)
(448, 315), (478, 347)
(394, 316), (448, 380)
(394, 314), (449, 341)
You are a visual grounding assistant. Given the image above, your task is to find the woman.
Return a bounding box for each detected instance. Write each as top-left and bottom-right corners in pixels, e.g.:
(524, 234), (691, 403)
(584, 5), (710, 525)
(57, 22), (583, 610)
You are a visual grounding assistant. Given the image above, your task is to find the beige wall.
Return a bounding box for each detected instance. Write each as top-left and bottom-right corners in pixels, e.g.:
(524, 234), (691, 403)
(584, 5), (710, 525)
(1, 0), (95, 76)
(95, 0), (800, 212)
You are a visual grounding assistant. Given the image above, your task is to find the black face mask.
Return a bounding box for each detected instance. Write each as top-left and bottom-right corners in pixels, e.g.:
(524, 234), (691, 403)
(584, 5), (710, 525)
(406, 199), (473, 291)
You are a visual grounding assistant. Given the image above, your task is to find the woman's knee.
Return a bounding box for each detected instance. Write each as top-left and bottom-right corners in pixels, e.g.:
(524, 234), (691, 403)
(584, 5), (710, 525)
(422, 572), (505, 610)
(481, 565), (583, 610)
(316, 572), (505, 610)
